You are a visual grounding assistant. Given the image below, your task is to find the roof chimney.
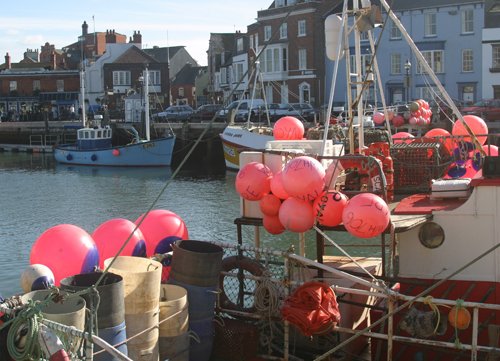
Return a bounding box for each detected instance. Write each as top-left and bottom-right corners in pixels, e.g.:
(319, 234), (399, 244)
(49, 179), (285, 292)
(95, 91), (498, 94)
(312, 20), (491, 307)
(133, 30), (142, 45)
(51, 52), (56, 70)
(5, 53), (11, 69)
(82, 21), (88, 36)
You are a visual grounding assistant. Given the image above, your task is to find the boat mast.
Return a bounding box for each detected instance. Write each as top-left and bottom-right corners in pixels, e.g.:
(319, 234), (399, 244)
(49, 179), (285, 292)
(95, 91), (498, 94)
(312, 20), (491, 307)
(354, 0), (365, 153)
(80, 67), (86, 128)
(144, 67), (150, 141)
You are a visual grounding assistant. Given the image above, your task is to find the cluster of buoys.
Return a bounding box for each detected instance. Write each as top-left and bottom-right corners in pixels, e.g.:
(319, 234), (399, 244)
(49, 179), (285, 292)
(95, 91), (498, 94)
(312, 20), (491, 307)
(24, 209), (188, 289)
(236, 156), (391, 238)
(392, 114), (493, 180)
(408, 99), (432, 126)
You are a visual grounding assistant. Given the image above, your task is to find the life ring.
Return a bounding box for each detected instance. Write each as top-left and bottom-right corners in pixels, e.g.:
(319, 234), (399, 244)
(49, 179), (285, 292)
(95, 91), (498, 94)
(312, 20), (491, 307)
(219, 255), (265, 314)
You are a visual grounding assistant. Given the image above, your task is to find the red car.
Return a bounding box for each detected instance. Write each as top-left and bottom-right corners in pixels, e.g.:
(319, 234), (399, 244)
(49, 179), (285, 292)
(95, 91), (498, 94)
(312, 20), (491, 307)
(462, 99), (500, 121)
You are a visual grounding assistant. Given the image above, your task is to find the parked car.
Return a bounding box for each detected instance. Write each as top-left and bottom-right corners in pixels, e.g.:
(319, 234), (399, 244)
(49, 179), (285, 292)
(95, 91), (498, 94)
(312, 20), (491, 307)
(216, 99), (266, 122)
(462, 99), (500, 122)
(191, 104), (223, 122)
(153, 105), (194, 122)
(288, 103), (317, 122)
(264, 103), (292, 121)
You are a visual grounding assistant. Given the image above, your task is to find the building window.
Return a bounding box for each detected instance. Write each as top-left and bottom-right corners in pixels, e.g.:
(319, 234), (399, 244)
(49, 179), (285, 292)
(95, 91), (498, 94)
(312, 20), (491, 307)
(276, 0), (285, 7)
(179, 87), (184, 97)
(424, 13), (436, 37)
(298, 49), (307, 70)
(255, 34), (259, 49)
(262, 46), (287, 73)
(113, 71), (131, 86)
(147, 70), (161, 85)
(237, 38), (244, 52)
(33, 80), (41, 91)
(299, 82), (310, 103)
(250, 35), (254, 50)
(298, 20), (306, 37)
(9, 81), (17, 91)
(56, 79), (64, 92)
(350, 54), (373, 75)
(390, 19), (401, 39)
(417, 50), (444, 74)
(233, 63), (243, 82)
(264, 26), (272, 41)
(462, 49), (473, 72)
(493, 44), (500, 69)
(461, 9), (473, 34)
(280, 23), (287, 39)
(391, 53), (401, 74)
(419, 85), (439, 100)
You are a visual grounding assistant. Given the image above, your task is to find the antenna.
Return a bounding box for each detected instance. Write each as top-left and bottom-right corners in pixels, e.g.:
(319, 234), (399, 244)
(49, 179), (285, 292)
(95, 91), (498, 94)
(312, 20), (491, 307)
(92, 15), (96, 57)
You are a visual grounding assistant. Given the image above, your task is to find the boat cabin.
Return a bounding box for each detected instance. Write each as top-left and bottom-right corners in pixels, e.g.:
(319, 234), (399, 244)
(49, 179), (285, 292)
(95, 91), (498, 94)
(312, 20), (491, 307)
(76, 126), (113, 150)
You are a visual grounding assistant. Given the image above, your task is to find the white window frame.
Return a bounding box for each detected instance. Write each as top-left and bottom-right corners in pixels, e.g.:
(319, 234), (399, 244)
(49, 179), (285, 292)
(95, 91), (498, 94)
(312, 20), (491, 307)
(424, 12), (437, 37)
(264, 26), (272, 41)
(298, 48), (307, 70)
(147, 70), (161, 86)
(492, 44), (500, 69)
(417, 50), (444, 74)
(390, 19), (401, 39)
(462, 49), (473, 72)
(237, 38), (244, 52)
(33, 79), (41, 91)
(461, 9), (473, 34)
(56, 79), (64, 92)
(391, 53), (401, 74)
(280, 23), (287, 39)
(350, 54), (373, 76)
(113, 71), (131, 86)
(262, 45), (288, 73)
(298, 20), (306, 37)
(9, 81), (17, 91)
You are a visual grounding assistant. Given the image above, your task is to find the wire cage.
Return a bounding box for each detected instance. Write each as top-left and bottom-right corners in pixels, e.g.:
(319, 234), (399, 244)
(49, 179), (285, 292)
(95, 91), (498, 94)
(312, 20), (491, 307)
(391, 140), (453, 193)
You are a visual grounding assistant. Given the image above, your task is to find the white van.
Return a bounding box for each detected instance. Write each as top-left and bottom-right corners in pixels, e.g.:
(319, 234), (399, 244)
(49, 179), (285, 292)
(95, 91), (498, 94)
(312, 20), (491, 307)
(217, 99), (266, 122)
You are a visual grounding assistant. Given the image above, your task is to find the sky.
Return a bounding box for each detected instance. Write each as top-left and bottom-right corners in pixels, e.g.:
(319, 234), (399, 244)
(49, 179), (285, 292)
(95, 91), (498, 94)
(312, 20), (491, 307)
(0, 0), (272, 66)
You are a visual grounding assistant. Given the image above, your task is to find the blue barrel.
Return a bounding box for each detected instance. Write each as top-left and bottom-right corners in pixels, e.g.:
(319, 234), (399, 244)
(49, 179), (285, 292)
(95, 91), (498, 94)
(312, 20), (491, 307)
(94, 321), (128, 361)
(189, 318), (214, 361)
(167, 278), (217, 321)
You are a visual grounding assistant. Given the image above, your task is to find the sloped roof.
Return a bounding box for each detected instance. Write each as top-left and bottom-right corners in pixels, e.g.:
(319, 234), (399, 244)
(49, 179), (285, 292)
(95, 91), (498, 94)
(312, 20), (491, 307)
(143, 46), (185, 62)
(114, 46), (159, 64)
(172, 64), (206, 85)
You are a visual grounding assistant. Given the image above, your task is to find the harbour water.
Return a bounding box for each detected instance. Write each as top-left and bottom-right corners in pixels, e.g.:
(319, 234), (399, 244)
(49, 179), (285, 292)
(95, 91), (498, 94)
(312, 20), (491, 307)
(0, 151), (373, 298)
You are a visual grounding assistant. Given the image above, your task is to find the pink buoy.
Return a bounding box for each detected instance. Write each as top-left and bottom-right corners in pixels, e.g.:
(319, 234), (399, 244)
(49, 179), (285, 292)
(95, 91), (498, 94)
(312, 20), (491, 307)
(30, 224), (99, 286)
(92, 218), (146, 269)
(373, 112), (385, 125)
(235, 162), (272, 201)
(282, 156), (325, 202)
(270, 171), (289, 200)
(392, 114), (405, 128)
(135, 209), (188, 257)
(392, 132), (414, 144)
(482, 144), (499, 156)
(313, 191), (348, 227)
(273, 116), (304, 140)
(112, 149), (120, 156)
(263, 214), (285, 235)
(424, 128), (453, 154)
(259, 193), (282, 216)
(342, 193), (390, 238)
(452, 115), (488, 145)
(279, 198), (315, 233)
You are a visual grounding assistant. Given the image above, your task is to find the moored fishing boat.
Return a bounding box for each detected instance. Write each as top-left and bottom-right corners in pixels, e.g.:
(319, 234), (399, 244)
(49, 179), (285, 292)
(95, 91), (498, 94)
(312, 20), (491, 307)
(54, 68), (175, 167)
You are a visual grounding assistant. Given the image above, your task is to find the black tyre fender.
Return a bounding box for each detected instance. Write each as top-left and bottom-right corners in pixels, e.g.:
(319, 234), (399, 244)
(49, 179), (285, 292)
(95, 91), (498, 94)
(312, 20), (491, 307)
(218, 255), (265, 313)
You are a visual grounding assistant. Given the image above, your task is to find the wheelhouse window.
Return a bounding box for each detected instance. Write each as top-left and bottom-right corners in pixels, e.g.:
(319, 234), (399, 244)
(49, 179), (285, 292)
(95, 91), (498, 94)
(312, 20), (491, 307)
(424, 12), (437, 37)
(112, 71), (131, 86)
(461, 9), (473, 34)
(462, 49), (473, 72)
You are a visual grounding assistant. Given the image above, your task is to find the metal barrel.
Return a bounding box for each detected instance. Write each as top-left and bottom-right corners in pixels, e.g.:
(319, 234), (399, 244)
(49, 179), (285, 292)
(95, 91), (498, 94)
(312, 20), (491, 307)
(93, 321), (128, 361)
(167, 279), (217, 322)
(188, 318), (215, 361)
(159, 331), (190, 361)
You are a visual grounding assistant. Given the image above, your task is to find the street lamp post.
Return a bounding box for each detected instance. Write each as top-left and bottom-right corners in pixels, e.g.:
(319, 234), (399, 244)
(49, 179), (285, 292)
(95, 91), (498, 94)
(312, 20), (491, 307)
(404, 59), (411, 103)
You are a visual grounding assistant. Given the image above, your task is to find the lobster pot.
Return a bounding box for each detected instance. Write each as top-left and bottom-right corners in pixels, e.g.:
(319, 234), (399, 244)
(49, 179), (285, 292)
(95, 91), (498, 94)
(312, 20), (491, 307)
(189, 318), (215, 361)
(170, 240), (223, 287)
(391, 141), (452, 193)
(60, 272), (125, 329)
(159, 284), (189, 337)
(167, 278), (217, 321)
(93, 321), (128, 361)
(104, 256), (162, 361)
(212, 318), (259, 361)
(159, 331), (190, 361)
